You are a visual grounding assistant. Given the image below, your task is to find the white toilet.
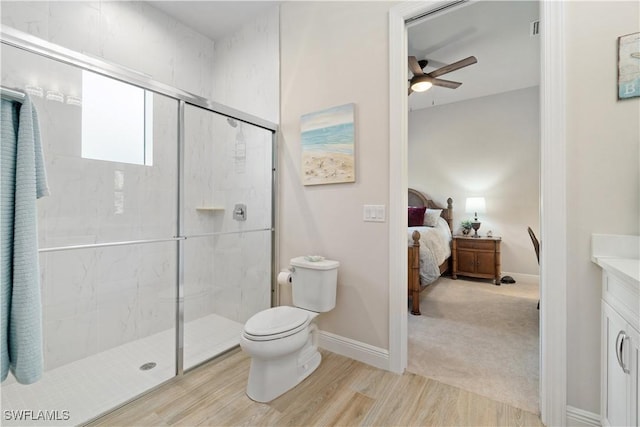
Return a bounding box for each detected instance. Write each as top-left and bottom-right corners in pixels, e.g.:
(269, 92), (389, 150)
(239, 256), (339, 403)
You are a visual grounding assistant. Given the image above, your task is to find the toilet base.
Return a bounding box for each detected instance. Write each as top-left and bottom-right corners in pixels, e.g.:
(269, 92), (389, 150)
(245, 326), (320, 403)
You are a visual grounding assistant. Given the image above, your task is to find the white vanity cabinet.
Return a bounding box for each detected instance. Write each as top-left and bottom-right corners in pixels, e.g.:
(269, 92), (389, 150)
(592, 234), (640, 427)
(601, 291), (639, 427)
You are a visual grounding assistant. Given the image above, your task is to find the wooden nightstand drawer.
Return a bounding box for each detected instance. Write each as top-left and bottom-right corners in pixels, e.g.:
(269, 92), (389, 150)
(456, 239), (495, 250)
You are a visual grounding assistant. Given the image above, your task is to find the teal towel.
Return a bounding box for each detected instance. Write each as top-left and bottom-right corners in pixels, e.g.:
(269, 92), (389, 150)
(1, 95), (49, 384)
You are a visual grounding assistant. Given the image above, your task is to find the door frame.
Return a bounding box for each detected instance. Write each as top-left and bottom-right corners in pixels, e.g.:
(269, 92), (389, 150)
(387, 1), (567, 426)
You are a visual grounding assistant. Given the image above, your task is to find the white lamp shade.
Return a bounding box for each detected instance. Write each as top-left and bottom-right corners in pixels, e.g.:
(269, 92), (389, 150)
(465, 197), (486, 214)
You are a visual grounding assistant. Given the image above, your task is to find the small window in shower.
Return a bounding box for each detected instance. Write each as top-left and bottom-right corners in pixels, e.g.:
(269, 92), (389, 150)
(81, 70), (153, 165)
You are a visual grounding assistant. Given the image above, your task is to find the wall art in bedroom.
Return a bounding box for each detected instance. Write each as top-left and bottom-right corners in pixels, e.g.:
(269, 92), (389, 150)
(618, 32), (640, 100)
(300, 103), (355, 185)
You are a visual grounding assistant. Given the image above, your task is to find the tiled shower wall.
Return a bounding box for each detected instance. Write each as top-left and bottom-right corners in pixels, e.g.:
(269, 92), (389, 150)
(1, 39), (182, 370)
(2, 1), (279, 370)
(207, 6), (280, 322)
(183, 107), (273, 325)
(211, 6), (280, 123)
(1, 1), (215, 99)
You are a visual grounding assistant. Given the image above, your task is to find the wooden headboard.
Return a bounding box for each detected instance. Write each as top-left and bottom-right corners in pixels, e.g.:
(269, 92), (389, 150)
(408, 188), (453, 232)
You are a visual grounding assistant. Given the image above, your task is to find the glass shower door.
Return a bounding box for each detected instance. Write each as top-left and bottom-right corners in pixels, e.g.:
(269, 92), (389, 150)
(0, 43), (179, 426)
(182, 105), (273, 370)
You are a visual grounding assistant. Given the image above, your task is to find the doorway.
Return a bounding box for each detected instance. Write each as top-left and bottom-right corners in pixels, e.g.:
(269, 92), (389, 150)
(405, 0), (541, 413)
(388, 2), (568, 426)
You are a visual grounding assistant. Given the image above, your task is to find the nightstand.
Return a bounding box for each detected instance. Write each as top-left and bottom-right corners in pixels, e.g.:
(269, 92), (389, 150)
(452, 235), (502, 285)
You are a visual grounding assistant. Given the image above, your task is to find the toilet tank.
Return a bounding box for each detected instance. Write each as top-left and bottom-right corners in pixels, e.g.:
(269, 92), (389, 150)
(290, 256), (339, 312)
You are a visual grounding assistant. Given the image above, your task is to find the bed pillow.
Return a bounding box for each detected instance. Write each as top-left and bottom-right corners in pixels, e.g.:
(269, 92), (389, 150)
(423, 208), (443, 227)
(408, 206), (427, 227)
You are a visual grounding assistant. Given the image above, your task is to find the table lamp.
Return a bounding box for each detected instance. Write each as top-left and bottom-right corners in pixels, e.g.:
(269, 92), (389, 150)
(465, 197), (486, 238)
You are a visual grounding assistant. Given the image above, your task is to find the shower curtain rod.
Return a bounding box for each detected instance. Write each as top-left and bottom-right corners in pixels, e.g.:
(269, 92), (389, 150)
(1, 86), (25, 103)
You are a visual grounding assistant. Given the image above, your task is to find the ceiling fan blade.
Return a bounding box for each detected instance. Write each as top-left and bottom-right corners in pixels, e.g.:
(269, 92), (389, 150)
(428, 56), (477, 78)
(408, 56), (425, 75)
(431, 78), (462, 89)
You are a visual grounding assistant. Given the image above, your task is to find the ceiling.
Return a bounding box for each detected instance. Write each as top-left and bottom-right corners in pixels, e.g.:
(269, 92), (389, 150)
(408, 1), (540, 111)
(147, 1), (280, 41)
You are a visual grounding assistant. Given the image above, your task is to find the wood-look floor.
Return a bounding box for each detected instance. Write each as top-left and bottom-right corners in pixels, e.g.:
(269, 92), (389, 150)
(87, 349), (545, 427)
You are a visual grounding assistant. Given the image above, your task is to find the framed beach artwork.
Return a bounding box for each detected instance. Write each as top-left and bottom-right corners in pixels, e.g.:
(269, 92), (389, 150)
(618, 32), (640, 100)
(300, 103), (355, 185)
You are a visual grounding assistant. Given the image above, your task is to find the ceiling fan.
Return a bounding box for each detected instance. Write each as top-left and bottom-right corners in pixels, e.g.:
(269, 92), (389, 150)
(408, 55), (478, 96)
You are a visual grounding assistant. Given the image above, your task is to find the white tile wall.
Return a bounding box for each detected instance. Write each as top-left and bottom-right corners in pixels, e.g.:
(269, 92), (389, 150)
(206, 8), (279, 327)
(1, 1), (215, 99)
(39, 242), (177, 370)
(1, 0), (276, 393)
(183, 105), (273, 324)
(0, 0), (204, 370)
(211, 4), (279, 123)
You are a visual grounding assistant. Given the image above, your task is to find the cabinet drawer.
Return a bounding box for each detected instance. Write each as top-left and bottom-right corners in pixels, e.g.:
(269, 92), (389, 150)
(603, 271), (640, 324)
(456, 239), (495, 250)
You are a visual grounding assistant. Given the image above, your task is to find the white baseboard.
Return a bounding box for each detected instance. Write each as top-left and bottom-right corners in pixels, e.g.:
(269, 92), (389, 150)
(317, 330), (389, 371)
(566, 406), (600, 427)
(501, 271), (540, 285)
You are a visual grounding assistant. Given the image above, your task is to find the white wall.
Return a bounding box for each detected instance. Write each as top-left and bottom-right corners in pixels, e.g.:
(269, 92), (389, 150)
(279, 1), (395, 350)
(565, 0), (640, 414)
(211, 6), (279, 123)
(408, 87), (540, 276)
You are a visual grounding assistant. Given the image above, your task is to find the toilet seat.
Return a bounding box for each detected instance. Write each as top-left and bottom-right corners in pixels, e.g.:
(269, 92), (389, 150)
(243, 306), (311, 342)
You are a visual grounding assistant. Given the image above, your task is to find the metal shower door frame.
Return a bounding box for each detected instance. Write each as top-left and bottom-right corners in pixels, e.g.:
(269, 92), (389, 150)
(1, 25), (278, 378)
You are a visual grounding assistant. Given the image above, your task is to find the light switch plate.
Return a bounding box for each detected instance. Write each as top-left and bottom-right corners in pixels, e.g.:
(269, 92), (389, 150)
(363, 205), (385, 222)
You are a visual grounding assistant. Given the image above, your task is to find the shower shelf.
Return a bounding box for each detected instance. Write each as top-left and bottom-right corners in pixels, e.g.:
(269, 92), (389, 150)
(195, 207), (225, 212)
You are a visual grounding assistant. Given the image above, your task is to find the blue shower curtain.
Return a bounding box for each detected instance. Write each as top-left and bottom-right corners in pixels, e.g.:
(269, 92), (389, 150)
(1, 95), (49, 384)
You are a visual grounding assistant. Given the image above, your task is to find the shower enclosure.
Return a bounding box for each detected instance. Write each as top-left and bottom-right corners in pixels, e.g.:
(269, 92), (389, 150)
(0, 27), (276, 426)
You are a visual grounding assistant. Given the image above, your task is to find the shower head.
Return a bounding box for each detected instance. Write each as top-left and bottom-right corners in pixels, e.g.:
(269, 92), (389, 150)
(227, 117), (238, 128)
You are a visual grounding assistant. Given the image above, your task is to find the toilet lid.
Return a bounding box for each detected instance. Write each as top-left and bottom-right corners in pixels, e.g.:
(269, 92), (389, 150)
(244, 306), (310, 338)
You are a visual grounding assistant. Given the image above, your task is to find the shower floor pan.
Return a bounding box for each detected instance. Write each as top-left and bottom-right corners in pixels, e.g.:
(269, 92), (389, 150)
(1, 314), (243, 426)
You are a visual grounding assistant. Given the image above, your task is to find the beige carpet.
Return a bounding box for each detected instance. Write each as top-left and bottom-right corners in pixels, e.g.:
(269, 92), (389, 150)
(408, 276), (540, 414)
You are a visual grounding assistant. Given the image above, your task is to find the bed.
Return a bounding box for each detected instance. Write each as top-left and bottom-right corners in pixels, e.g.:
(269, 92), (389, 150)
(408, 188), (453, 315)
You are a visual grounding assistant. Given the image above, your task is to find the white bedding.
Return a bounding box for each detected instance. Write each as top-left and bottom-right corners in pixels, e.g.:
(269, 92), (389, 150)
(407, 216), (452, 285)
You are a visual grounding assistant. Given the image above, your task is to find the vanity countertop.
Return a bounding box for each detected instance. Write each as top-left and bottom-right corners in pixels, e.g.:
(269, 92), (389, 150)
(593, 257), (640, 285)
(591, 234), (640, 286)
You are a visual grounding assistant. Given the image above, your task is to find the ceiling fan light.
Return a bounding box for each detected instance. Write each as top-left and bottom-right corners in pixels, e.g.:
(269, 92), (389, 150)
(410, 76), (433, 92)
(411, 81), (433, 92)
